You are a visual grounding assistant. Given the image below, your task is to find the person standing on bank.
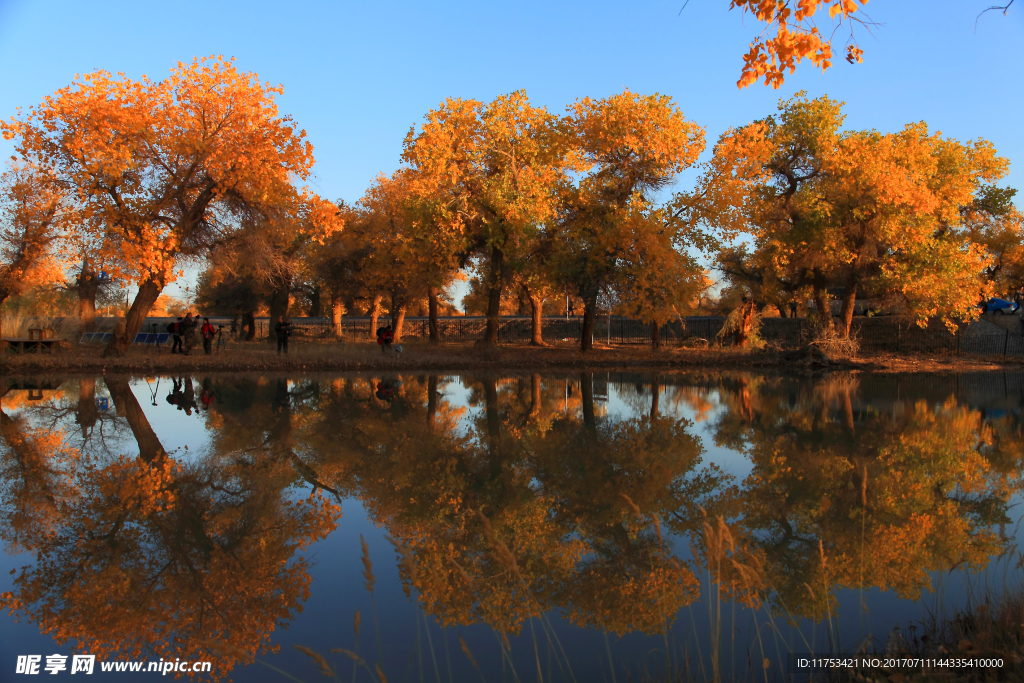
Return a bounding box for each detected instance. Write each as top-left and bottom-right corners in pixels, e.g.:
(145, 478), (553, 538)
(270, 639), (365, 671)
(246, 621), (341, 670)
(376, 323), (394, 354)
(170, 317), (183, 354)
(201, 318), (216, 355)
(275, 316), (292, 354)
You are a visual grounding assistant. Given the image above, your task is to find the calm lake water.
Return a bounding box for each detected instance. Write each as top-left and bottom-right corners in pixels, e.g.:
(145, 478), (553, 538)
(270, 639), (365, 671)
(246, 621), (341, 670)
(1, 371), (1022, 682)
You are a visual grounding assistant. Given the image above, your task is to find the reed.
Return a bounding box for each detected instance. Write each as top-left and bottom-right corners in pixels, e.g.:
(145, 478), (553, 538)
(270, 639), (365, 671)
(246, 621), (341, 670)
(272, 503), (1022, 683)
(1, 313), (81, 341)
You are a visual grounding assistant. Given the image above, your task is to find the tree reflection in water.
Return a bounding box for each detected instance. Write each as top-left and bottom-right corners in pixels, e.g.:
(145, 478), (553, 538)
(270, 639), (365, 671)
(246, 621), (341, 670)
(1, 371), (1021, 679)
(0, 377), (341, 679)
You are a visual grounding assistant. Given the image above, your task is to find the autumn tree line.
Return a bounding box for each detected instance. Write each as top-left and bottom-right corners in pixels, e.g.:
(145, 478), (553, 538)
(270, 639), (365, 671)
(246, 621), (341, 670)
(1, 56), (1021, 355)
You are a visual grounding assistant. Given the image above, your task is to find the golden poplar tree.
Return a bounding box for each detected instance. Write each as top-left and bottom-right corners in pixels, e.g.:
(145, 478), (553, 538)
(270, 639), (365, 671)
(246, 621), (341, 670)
(695, 92), (1008, 336)
(2, 57), (338, 355)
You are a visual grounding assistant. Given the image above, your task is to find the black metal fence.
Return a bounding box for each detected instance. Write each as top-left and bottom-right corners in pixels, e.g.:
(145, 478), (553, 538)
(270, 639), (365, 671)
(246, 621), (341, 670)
(300, 316), (728, 345)
(148, 315), (725, 345)
(760, 316), (1024, 359)
(135, 313), (1024, 359)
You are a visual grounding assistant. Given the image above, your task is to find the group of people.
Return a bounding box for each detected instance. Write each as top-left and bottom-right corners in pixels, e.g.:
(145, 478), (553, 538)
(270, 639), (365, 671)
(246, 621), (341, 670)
(165, 313), (295, 355)
(165, 376), (215, 415)
(168, 313), (218, 355)
(162, 316), (410, 356)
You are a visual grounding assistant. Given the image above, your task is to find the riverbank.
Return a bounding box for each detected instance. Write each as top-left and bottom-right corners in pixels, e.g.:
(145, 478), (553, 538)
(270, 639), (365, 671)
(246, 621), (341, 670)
(1, 339), (1021, 375)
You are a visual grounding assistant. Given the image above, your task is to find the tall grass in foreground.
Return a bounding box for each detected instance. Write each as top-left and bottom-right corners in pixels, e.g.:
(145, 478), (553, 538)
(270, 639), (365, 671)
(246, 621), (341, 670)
(270, 513), (1024, 683)
(1, 313), (82, 341)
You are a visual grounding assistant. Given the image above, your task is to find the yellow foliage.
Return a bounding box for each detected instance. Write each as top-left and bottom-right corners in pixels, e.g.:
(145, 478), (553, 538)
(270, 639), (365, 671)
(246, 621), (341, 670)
(730, 0), (869, 88)
(2, 57), (329, 346)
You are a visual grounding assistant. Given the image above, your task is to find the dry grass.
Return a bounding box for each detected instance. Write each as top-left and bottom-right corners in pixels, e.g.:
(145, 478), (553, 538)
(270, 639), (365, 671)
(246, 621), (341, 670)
(0, 336), (799, 374)
(715, 305), (765, 350)
(806, 324), (861, 359)
(908, 590), (1024, 662)
(1, 313), (84, 342)
(1, 332), (1019, 375)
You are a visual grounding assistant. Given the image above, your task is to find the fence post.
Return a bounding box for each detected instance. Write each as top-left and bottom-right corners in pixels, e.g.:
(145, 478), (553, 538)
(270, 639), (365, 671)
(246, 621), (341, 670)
(1004, 329), (1009, 357)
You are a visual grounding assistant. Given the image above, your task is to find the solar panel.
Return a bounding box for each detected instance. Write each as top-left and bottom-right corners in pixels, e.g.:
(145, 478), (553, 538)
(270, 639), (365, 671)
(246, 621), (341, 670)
(155, 333), (170, 343)
(133, 333), (148, 343)
(100, 333), (113, 342)
(79, 334), (93, 343)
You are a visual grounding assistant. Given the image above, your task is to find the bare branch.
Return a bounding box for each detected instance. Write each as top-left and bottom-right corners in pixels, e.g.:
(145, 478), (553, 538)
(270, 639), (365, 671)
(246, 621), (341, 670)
(976, 0), (1015, 30)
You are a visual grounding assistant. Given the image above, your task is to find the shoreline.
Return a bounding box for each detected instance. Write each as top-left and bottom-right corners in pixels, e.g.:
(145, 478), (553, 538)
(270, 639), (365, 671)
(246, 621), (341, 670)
(1, 341), (1021, 376)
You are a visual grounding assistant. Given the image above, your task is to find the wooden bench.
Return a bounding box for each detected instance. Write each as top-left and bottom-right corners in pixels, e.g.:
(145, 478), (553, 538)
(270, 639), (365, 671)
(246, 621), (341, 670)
(3, 338), (58, 354)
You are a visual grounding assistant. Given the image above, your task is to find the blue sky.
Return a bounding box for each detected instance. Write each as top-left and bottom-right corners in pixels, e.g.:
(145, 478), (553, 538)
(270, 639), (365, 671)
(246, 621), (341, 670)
(1, 0), (1021, 301)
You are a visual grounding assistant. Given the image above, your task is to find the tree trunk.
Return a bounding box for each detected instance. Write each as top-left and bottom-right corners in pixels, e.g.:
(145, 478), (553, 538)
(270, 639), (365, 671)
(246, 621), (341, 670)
(650, 376), (660, 419)
(843, 385), (855, 432)
(484, 245), (505, 345)
(427, 285), (440, 344)
(392, 304), (407, 342)
(331, 291), (343, 338)
(839, 281), (857, 338)
(580, 292), (598, 352)
(651, 319), (661, 349)
(242, 311), (256, 340)
(525, 285), (544, 346)
(77, 263), (100, 332)
(308, 285), (322, 318)
(75, 378), (98, 438)
(484, 377), (501, 469)
(814, 288), (833, 331)
(268, 279), (290, 344)
(368, 293), (382, 340)
(0, 293), (6, 362)
(103, 277), (163, 357)
(530, 373), (541, 421)
(581, 373), (596, 430)
(427, 375), (438, 429)
(105, 377), (167, 462)
(731, 301), (757, 347)
(270, 379), (293, 451)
